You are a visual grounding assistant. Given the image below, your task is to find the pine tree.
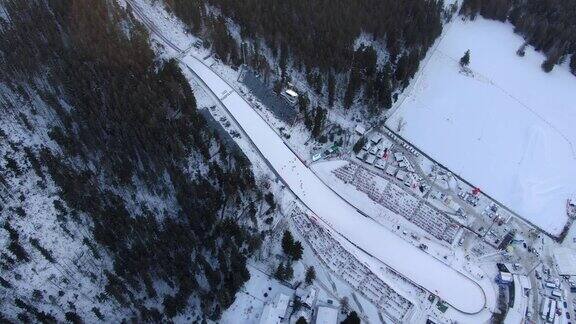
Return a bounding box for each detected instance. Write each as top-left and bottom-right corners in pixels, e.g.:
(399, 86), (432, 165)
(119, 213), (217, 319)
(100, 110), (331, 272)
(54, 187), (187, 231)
(279, 42), (289, 80)
(341, 311), (360, 324)
(343, 69), (361, 109)
(274, 262), (294, 281)
(281, 230), (294, 255)
(312, 107), (326, 138)
(298, 93), (310, 113)
(395, 54), (409, 82)
(516, 43), (526, 57)
(296, 316), (308, 324)
(291, 241), (303, 261)
(542, 57), (555, 73)
(305, 266), (316, 285)
(312, 74), (320, 93)
(274, 263), (286, 280)
(340, 296), (350, 313)
(284, 262), (294, 281)
(65, 311), (83, 324)
(274, 80), (282, 94)
(304, 110), (313, 131)
(460, 50), (470, 67)
(92, 307), (104, 321)
(353, 137), (366, 154)
(327, 73), (336, 107)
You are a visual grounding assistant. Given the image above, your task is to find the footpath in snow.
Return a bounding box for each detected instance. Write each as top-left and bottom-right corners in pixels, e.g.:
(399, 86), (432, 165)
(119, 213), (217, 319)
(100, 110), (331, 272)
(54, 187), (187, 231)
(182, 55), (488, 314)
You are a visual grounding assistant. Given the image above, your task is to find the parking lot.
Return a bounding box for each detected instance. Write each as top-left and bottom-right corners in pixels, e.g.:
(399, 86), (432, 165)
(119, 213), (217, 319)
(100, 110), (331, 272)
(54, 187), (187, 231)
(241, 70), (297, 124)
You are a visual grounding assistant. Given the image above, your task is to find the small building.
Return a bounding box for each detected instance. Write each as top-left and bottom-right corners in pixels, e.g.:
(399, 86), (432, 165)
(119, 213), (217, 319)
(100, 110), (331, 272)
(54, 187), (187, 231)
(282, 89), (299, 104)
(396, 170), (407, 181)
(314, 305), (338, 324)
(497, 271), (513, 285)
(386, 165), (398, 176)
(354, 124), (366, 135)
(394, 152), (405, 162)
(363, 141), (372, 151)
(356, 151), (366, 161)
(370, 133), (382, 144)
(193, 39), (203, 48)
(295, 286), (317, 309)
(370, 146), (379, 155)
(259, 293), (291, 324)
(404, 174), (415, 187)
(365, 155), (376, 165)
(406, 163), (414, 173)
(443, 196), (462, 212)
(375, 159), (386, 170)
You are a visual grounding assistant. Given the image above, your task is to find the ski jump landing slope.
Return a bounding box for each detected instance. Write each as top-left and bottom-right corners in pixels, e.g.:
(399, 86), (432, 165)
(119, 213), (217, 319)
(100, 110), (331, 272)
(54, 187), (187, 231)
(183, 55), (487, 314)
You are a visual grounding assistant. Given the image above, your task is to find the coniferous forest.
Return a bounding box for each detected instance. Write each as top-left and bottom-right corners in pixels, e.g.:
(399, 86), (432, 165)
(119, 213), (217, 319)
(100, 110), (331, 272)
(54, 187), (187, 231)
(162, 0), (445, 114)
(6, 0), (573, 322)
(0, 0), (264, 321)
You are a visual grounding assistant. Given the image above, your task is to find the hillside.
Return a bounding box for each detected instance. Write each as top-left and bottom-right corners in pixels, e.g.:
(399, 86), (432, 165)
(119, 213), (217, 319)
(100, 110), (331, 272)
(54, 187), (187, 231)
(0, 0), (269, 322)
(160, 0), (447, 115)
(3, 0), (575, 323)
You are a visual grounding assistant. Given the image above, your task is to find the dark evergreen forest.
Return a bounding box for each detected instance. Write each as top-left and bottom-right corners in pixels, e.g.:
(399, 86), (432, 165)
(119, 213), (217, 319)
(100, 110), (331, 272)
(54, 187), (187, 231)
(0, 0), (263, 321)
(161, 0), (445, 114)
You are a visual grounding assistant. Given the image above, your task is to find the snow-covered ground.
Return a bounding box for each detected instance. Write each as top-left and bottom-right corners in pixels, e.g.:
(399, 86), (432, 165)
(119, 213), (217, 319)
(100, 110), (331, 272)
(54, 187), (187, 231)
(387, 18), (576, 236)
(126, 0), (500, 317)
(219, 265), (295, 324)
(182, 54), (490, 314)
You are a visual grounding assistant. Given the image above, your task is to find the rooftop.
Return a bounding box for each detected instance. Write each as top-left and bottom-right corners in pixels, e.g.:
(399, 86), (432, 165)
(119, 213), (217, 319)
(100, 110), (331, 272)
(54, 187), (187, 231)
(285, 89), (298, 97)
(315, 305), (339, 324)
(259, 293), (290, 324)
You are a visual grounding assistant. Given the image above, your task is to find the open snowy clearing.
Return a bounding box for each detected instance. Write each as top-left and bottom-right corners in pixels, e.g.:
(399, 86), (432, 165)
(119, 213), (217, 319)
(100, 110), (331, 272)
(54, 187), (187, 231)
(387, 18), (576, 236)
(182, 55), (488, 314)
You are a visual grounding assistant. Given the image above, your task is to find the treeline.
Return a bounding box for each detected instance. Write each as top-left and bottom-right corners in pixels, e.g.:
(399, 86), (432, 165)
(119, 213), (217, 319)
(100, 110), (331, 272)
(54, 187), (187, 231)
(1, 0), (261, 321)
(163, 0), (444, 114)
(460, 0), (576, 74)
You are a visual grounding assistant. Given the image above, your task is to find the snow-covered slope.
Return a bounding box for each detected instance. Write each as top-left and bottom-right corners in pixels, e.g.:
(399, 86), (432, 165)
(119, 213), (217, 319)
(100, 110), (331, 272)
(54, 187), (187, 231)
(183, 55), (490, 314)
(387, 18), (576, 236)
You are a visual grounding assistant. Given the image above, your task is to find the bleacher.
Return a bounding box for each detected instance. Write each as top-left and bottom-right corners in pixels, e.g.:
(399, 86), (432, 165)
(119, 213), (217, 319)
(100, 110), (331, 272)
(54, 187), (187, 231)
(291, 209), (413, 322)
(332, 162), (460, 245)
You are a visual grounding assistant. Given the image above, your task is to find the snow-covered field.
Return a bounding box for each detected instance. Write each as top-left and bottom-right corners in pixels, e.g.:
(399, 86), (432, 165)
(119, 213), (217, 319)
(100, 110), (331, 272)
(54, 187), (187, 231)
(387, 18), (576, 236)
(182, 55), (489, 314)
